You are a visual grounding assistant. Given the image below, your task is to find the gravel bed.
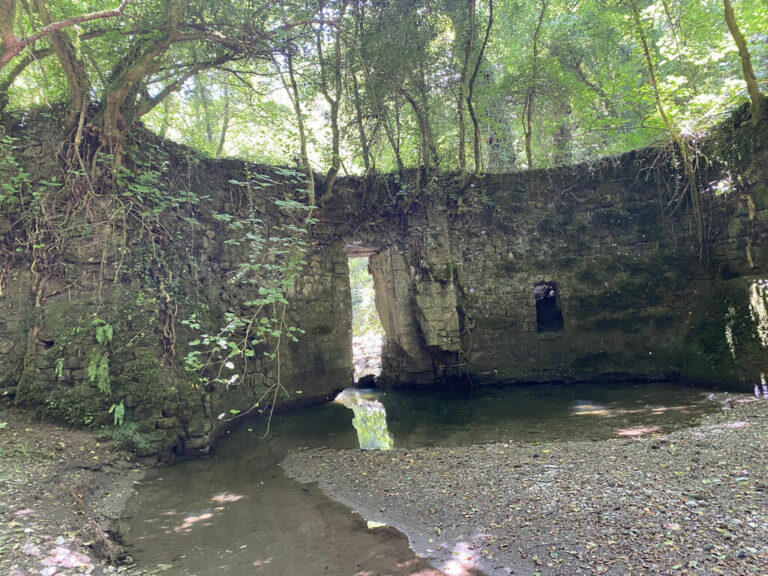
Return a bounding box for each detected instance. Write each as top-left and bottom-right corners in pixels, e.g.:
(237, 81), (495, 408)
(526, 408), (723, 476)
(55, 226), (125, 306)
(283, 395), (768, 576)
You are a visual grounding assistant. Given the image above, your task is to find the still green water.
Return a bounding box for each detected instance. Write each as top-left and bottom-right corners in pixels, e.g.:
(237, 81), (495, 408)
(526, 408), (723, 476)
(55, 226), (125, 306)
(120, 382), (721, 575)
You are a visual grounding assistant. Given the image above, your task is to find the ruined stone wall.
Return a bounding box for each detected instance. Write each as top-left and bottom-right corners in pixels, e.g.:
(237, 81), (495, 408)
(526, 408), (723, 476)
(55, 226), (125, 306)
(321, 103), (767, 390)
(1, 103), (766, 459)
(0, 117), (353, 459)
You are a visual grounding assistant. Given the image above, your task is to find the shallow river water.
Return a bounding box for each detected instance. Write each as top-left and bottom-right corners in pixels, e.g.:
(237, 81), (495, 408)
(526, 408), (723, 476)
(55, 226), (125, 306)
(120, 381), (722, 575)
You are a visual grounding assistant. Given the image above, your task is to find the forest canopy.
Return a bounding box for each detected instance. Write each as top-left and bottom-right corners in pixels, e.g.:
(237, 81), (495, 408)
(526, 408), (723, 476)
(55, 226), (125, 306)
(1, 0), (766, 179)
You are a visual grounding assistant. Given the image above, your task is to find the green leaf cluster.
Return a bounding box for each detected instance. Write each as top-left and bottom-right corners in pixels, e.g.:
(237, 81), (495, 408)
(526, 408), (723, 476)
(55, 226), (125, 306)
(88, 318), (114, 396)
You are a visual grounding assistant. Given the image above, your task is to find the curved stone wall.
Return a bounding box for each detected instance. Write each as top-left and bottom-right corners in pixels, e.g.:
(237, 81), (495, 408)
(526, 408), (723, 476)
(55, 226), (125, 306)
(1, 103), (766, 458)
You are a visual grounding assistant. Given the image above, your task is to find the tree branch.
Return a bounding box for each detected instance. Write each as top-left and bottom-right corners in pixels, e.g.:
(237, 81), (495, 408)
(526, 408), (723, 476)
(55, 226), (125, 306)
(23, 0), (130, 48)
(0, 46), (51, 111)
(0, 0), (130, 70)
(135, 54), (241, 118)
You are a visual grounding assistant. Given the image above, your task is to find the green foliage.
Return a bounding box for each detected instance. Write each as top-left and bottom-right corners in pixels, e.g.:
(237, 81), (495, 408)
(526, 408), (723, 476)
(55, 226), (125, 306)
(111, 422), (152, 455)
(40, 378), (105, 427)
(0, 132), (30, 207)
(93, 318), (114, 346)
(88, 319), (113, 397)
(87, 350), (110, 395)
(349, 257), (382, 337)
(113, 351), (177, 413)
(54, 357), (64, 380)
(183, 166), (314, 420)
(109, 401), (125, 426)
(2, 0), (766, 176)
(141, 0), (766, 172)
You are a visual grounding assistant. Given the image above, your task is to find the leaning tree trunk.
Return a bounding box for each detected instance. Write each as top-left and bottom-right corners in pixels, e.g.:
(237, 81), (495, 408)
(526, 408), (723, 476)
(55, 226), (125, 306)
(94, 0), (181, 167)
(723, 0), (762, 123)
(31, 0), (89, 120)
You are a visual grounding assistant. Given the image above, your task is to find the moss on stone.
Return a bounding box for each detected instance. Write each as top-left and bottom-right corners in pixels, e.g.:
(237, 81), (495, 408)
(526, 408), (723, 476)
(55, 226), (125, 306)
(113, 351), (174, 414)
(681, 277), (765, 389)
(16, 368), (107, 426)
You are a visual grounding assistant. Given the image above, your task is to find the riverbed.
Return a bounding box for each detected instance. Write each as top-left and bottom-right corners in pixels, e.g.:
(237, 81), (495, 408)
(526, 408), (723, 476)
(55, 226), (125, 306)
(285, 394), (768, 575)
(118, 381), (737, 575)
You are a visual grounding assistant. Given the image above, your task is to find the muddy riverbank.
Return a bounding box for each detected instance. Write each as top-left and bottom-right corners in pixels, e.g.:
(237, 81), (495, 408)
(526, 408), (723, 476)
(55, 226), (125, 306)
(283, 394), (768, 576)
(0, 407), (144, 576)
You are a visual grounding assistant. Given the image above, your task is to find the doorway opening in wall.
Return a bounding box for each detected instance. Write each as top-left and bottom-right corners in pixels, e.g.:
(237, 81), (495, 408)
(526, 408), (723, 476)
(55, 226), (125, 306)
(534, 281), (564, 332)
(347, 250), (385, 383)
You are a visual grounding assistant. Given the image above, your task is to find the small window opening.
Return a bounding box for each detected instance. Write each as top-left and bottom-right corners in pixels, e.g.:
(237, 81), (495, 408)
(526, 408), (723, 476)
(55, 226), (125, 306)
(348, 254), (384, 382)
(534, 281), (564, 332)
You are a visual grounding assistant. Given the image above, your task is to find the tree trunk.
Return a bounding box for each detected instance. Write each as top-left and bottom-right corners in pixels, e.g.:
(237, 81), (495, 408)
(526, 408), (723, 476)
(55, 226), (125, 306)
(467, 0), (493, 175)
(522, 0), (545, 170)
(31, 0), (89, 117)
(383, 98), (405, 177)
(315, 0), (346, 196)
(194, 78), (215, 144)
(351, 67), (370, 173)
(96, 0), (181, 165)
(457, 0), (476, 173)
(284, 50), (315, 205)
(352, 30), (403, 176)
(400, 83), (436, 173)
(216, 89), (229, 158)
(522, 95), (533, 168)
(418, 66), (438, 171)
(630, 0), (704, 256)
(723, 0), (762, 123)
(553, 102), (572, 165)
(350, 0), (371, 173)
(349, 0), (402, 175)
(159, 97), (171, 139)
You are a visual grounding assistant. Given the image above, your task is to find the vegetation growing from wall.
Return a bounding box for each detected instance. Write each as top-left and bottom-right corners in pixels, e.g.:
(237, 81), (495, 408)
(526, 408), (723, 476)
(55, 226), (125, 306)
(182, 166), (315, 426)
(1, 112), (317, 450)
